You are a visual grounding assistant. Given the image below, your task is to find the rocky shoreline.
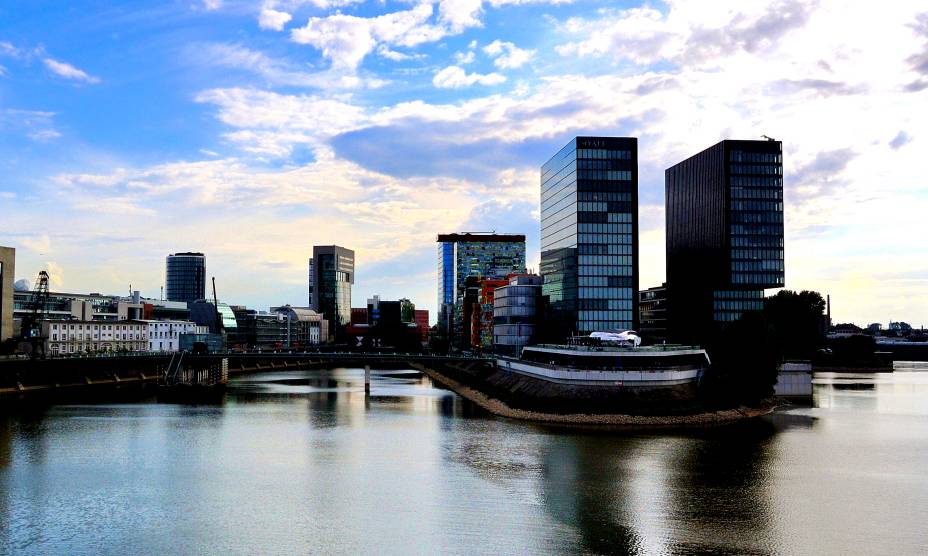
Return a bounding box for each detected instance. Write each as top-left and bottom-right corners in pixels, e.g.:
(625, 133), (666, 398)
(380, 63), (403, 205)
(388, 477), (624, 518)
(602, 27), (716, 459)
(412, 363), (777, 428)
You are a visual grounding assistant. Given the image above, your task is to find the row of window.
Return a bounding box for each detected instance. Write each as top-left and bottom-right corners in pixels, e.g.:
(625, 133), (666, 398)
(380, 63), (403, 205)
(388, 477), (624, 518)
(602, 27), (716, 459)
(714, 312), (747, 322)
(578, 212), (634, 224)
(578, 244), (634, 255)
(732, 273), (785, 285)
(731, 249), (784, 261)
(730, 176), (783, 187)
(579, 299), (634, 310)
(731, 235), (784, 248)
(730, 164), (783, 175)
(578, 285), (634, 298)
(577, 202), (635, 214)
(732, 260), (784, 271)
(51, 323), (141, 331)
(731, 187), (782, 199)
(578, 265), (633, 277)
(731, 224), (784, 235)
(580, 321), (634, 332)
(578, 192), (633, 202)
(731, 201), (783, 212)
(731, 212), (783, 224)
(577, 148), (631, 160)
(578, 279), (633, 291)
(714, 290), (765, 300)
(730, 152), (781, 163)
(52, 333), (139, 341)
(578, 223), (634, 234)
(577, 159), (632, 171)
(49, 343), (143, 354)
(579, 233), (635, 245)
(579, 255), (634, 266)
(713, 300), (764, 312)
(576, 170), (633, 181)
(578, 310), (634, 322)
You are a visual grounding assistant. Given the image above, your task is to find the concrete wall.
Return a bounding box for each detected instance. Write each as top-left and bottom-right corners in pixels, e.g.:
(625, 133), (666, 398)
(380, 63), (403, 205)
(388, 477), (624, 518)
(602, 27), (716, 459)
(0, 246), (14, 343)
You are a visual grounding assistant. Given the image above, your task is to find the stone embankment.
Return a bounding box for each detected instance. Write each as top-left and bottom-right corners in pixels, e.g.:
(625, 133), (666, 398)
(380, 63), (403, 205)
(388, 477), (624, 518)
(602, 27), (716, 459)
(411, 362), (775, 428)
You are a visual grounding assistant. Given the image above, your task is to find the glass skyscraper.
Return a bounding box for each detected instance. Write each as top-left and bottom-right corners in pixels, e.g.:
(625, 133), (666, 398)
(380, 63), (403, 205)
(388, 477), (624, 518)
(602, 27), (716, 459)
(310, 245), (354, 339)
(540, 137), (639, 340)
(165, 252), (206, 304)
(665, 139), (784, 343)
(436, 233), (526, 348)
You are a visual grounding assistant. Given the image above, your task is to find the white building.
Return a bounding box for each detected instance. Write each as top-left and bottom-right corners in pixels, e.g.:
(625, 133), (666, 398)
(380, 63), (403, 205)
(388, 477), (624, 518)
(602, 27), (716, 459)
(142, 320), (205, 352)
(42, 320), (148, 355)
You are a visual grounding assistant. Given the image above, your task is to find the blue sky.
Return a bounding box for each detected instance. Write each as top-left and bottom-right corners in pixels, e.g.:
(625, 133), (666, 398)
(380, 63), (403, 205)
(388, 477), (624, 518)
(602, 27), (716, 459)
(1, 0), (926, 327)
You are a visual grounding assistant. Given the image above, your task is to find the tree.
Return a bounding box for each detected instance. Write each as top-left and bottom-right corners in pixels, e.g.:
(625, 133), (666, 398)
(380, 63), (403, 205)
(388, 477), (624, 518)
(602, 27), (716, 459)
(702, 311), (778, 407)
(763, 290), (826, 360)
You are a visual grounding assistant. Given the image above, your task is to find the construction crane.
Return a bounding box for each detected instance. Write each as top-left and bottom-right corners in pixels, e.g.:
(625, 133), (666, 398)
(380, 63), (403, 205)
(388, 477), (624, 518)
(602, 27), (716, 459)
(761, 134), (777, 142)
(19, 271), (50, 358)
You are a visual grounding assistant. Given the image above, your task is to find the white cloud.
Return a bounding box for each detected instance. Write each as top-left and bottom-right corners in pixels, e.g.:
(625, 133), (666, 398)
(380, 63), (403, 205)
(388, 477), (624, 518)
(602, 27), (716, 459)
(432, 65), (506, 88)
(42, 57), (100, 83)
(376, 45), (424, 61)
(259, 8), (292, 31)
(454, 50), (475, 64)
(483, 39), (534, 68)
(439, 0), (484, 32)
(202, 0), (223, 10)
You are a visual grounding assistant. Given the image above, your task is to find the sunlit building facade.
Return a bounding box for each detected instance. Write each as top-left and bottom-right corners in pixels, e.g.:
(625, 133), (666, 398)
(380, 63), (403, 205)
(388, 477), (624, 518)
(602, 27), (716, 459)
(311, 245), (354, 339)
(540, 136), (639, 340)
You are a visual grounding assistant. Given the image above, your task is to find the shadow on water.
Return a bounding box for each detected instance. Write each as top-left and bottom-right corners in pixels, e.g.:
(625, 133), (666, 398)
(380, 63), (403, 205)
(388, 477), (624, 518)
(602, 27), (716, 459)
(534, 413), (816, 555)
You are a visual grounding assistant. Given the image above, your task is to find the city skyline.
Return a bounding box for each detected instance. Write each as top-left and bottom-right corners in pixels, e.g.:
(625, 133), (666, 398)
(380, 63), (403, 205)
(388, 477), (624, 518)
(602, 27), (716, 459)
(1, 1), (926, 327)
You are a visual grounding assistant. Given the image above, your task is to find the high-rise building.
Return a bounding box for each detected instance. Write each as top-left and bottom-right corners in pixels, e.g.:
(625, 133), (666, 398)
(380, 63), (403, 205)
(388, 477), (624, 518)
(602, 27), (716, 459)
(665, 139), (784, 343)
(165, 252), (206, 304)
(493, 274), (544, 356)
(436, 233), (526, 348)
(0, 246), (14, 343)
(540, 136), (639, 340)
(307, 257), (314, 307)
(310, 245), (354, 338)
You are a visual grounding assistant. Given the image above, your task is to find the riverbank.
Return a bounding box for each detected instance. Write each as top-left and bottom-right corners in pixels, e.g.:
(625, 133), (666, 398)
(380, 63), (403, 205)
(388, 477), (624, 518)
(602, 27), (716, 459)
(410, 362), (776, 428)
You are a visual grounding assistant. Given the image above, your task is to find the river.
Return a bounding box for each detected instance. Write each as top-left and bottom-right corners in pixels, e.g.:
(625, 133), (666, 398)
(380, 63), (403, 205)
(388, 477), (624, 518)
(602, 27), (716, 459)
(1, 364), (927, 555)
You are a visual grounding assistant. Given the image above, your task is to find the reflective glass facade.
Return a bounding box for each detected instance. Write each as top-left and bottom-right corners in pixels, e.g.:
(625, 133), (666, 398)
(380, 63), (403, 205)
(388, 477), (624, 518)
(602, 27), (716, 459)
(165, 252), (205, 304)
(311, 245), (354, 335)
(436, 233), (526, 348)
(665, 139), (784, 342)
(540, 137), (638, 339)
(437, 241), (454, 333)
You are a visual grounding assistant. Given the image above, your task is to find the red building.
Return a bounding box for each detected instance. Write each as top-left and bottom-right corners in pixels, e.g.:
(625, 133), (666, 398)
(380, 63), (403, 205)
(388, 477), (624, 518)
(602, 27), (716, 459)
(414, 309), (429, 343)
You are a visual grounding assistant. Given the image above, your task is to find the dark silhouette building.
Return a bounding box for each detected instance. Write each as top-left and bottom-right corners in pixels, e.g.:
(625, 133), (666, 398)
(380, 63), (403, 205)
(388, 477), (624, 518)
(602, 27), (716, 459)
(665, 139), (784, 343)
(310, 245), (354, 340)
(165, 252), (206, 303)
(540, 136), (639, 340)
(638, 283), (667, 343)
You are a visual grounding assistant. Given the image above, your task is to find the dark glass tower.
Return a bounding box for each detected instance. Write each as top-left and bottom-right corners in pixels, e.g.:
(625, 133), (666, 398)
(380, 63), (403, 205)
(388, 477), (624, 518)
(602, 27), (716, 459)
(165, 252), (206, 304)
(540, 136), (639, 340)
(665, 139), (785, 344)
(310, 245), (354, 338)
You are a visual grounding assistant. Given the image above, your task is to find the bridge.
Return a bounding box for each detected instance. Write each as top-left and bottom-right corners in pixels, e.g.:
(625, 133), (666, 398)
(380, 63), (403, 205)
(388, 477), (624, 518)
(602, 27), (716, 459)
(0, 352), (494, 400)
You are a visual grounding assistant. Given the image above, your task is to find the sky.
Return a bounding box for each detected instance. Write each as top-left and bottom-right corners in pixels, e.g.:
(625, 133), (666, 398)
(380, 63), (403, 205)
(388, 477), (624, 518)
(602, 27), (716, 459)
(0, 0), (926, 328)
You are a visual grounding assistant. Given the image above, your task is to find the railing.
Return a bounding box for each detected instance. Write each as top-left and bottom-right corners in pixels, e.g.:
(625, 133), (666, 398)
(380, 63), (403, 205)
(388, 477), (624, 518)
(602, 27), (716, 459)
(530, 344), (703, 353)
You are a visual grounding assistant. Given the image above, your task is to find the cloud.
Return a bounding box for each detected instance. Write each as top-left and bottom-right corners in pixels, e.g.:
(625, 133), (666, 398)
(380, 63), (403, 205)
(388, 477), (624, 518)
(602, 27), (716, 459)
(259, 8), (292, 31)
(889, 130), (912, 149)
(3, 109), (61, 142)
(202, 0), (223, 10)
(768, 78), (866, 97)
(432, 65), (505, 88)
(483, 39), (534, 69)
(438, 0), (484, 32)
(43, 57), (100, 83)
(376, 45), (424, 61)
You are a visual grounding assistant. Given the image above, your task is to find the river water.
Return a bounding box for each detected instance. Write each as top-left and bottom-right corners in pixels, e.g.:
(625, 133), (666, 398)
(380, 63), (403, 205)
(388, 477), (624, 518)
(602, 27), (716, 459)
(1, 364), (927, 555)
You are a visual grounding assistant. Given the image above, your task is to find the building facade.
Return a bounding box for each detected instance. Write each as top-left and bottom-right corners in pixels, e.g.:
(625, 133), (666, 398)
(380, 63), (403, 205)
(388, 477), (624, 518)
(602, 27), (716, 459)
(310, 245), (354, 338)
(0, 246), (14, 343)
(165, 252), (206, 303)
(493, 274), (545, 357)
(144, 320), (203, 352)
(665, 139), (784, 343)
(436, 233), (526, 348)
(638, 284), (668, 343)
(540, 136), (639, 340)
(42, 320), (148, 355)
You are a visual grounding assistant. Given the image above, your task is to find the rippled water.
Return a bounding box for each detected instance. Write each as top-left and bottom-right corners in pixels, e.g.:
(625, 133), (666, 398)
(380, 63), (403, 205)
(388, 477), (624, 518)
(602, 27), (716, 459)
(1, 364), (927, 555)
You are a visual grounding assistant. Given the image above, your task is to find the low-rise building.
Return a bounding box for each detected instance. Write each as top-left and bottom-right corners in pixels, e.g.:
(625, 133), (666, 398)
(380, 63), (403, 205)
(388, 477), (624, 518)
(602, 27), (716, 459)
(493, 274), (544, 357)
(639, 284), (668, 343)
(143, 320), (205, 352)
(41, 320), (148, 355)
(0, 246), (14, 343)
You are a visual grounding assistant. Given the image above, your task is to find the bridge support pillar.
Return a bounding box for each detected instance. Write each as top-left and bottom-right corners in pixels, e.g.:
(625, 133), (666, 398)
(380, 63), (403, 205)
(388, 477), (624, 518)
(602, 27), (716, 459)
(364, 365), (371, 395)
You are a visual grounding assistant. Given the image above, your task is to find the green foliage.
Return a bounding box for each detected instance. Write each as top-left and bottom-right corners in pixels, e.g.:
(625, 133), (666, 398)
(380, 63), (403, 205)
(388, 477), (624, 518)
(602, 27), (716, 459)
(763, 290), (827, 359)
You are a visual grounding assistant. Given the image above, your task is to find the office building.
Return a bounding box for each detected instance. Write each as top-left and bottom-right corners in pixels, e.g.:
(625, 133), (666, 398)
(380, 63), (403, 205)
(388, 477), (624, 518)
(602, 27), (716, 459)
(665, 139), (784, 343)
(42, 320), (148, 355)
(144, 320), (206, 352)
(0, 246), (14, 343)
(493, 274), (545, 356)
(310, 245), (354, 339)
(540, 136), (638, 340)
(189, 299), (239, 338)
(639, 284), (668, 343)
(436, 233), (526, 347)
(463, 276), (509, 352)
(165, 252), (206, 303)
(414, 309), (429, 343)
